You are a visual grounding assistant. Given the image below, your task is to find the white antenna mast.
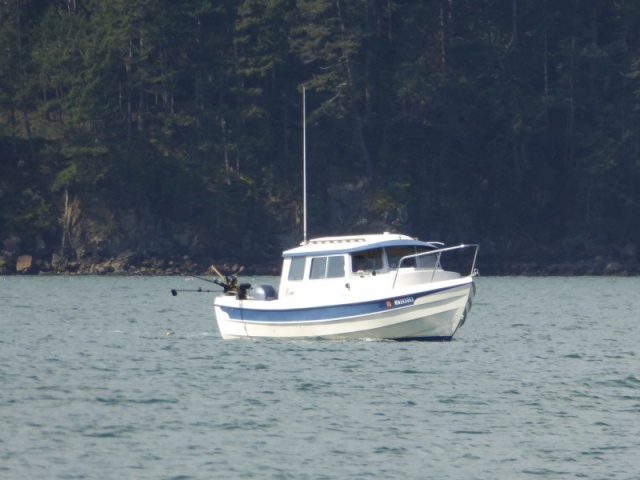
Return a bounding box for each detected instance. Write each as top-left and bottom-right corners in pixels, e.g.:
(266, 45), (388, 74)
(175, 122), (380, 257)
(302, 87), (308, 244)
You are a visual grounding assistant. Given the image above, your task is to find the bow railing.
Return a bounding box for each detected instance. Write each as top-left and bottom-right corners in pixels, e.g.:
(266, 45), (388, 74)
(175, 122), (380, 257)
(392, 244), (479, 288)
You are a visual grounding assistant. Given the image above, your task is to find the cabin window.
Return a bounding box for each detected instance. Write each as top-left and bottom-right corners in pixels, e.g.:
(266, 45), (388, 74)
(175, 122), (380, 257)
(387, 246), (436, 268)
(416, 246), (437, 268)
(351, 248), (383, 272)
(310, 257), (327, 279)
(288, 257), (306, 281)
(327, 256), (345, 278)
(386, 246), (417, 268)
(310, 255), (345, 279)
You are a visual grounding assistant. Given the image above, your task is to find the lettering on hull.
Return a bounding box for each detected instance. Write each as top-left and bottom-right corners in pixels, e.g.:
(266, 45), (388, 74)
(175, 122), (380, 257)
(386, 296), (415, 308)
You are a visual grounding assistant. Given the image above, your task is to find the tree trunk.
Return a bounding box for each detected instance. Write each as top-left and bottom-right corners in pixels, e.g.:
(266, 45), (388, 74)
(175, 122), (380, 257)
(61, 188), (70, 256)
(511, 0), (518, 46)
(440, 0), (454, 65)
(138, 37), (145, 134)
(336, 0), (373, 177)
(126, 40), (133, 141)
(21, 104), (35, 163)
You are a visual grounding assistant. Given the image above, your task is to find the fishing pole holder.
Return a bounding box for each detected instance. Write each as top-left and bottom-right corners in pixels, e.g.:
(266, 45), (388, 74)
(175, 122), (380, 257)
(214, 275), (251, 300)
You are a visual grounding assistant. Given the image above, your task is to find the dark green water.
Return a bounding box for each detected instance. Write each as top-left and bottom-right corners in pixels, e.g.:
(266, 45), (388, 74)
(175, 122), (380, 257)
(1, 276), (638, 479)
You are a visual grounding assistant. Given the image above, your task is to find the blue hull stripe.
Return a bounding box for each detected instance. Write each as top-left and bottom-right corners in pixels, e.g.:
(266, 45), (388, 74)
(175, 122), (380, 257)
(219, 284), (465, 323)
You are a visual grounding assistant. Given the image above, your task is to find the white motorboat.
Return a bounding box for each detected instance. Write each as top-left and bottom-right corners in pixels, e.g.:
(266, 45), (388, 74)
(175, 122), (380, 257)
(213, 233), (478, 341)
(209, 89), (478, 340)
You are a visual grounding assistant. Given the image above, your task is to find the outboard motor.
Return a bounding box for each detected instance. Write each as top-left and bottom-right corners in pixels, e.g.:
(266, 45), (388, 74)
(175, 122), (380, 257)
(251, 284), (278, 301)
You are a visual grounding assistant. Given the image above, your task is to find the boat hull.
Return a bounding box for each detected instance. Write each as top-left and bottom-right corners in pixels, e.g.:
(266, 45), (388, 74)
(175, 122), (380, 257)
(213, 279), (474, 341)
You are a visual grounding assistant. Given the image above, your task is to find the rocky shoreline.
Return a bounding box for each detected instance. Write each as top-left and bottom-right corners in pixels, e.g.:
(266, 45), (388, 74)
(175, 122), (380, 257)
(1, 249), (638, 277)
(0, 250), (281, 277)
(479, 258), (639, 276)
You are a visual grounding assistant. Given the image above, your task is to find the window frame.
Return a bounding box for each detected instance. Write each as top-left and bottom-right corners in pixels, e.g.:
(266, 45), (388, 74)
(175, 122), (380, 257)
(288, 257), (306, 281)
(309, 255), (345, 280)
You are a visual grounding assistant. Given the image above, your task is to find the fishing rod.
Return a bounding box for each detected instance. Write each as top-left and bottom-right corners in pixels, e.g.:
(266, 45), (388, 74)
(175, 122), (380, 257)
(171, 265), (247, 297)
(185, 273), (219, 285)
(171, 287), (218, 296)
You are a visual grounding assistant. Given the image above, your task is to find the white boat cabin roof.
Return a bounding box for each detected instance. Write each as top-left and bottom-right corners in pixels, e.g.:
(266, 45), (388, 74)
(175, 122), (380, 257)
(282, 232), (440, 258)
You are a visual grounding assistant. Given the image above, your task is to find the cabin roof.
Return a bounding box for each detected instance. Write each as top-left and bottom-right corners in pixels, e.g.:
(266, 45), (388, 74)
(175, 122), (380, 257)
(282, 233), (439, 257)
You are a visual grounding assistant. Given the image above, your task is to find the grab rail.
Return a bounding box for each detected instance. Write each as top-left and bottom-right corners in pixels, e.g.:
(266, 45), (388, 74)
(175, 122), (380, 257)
(392, 244), (479, 289)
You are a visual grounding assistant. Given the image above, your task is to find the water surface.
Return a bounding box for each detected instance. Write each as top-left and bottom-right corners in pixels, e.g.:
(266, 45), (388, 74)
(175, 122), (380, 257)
(1, 276), (638, 479)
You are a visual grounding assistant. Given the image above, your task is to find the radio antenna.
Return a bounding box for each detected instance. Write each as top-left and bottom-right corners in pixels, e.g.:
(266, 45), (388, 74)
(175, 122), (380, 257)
(302, 87), (308, 245)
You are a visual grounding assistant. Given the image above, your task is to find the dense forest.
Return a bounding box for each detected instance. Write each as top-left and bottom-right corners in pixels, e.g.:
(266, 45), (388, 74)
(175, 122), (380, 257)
(1, 0), (640, 275)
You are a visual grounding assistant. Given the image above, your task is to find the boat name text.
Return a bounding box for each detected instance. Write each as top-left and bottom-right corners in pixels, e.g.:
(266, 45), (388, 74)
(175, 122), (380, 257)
(391, 296), (414, 306)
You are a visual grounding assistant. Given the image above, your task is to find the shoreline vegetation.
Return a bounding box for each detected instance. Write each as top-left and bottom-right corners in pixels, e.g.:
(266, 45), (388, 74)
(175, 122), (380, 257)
(2, 250), (637, 277)
(3, 3), (640, 284)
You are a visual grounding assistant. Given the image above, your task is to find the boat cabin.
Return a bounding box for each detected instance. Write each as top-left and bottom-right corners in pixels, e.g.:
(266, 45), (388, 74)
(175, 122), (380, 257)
(277, 233), (455, 300)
